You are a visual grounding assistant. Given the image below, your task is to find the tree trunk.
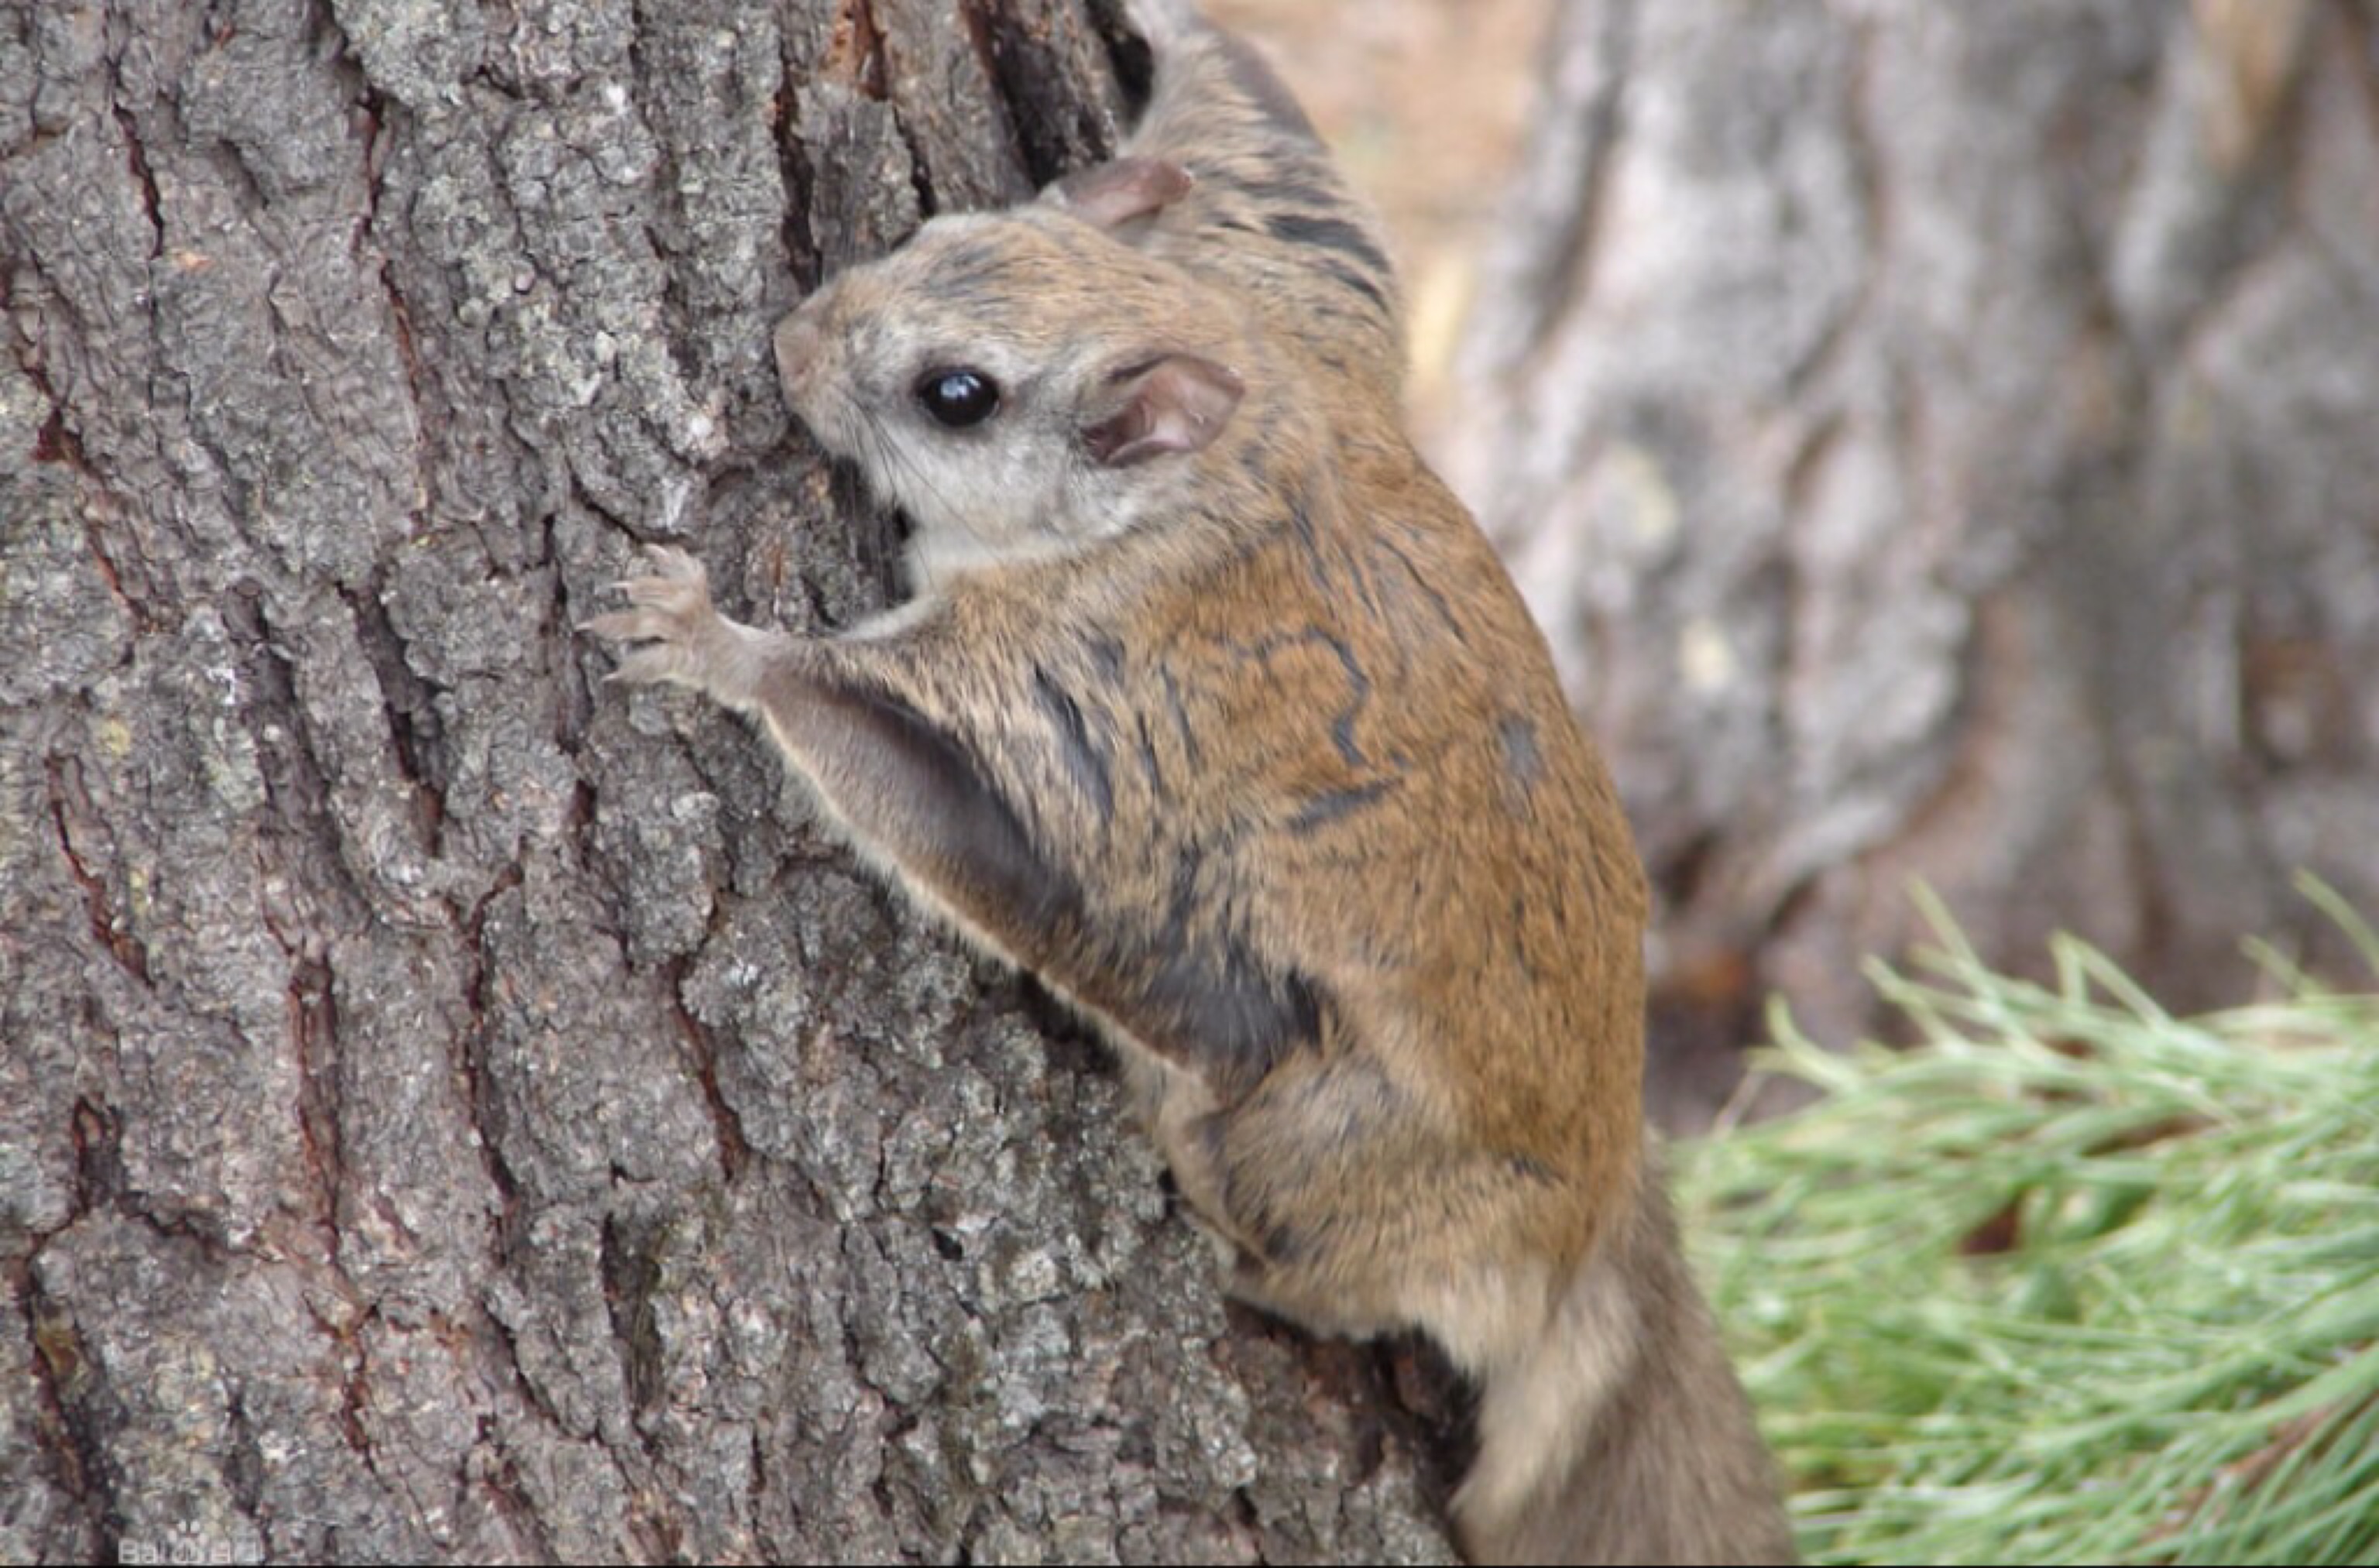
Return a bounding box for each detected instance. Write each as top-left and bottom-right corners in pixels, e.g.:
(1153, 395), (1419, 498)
(1447, 0), (2379, 1120)
(1, 0), (1454, 1559)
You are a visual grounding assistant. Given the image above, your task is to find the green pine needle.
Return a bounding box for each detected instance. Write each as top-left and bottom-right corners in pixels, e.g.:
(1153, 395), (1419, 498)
(1678, 887), (2379, 1566)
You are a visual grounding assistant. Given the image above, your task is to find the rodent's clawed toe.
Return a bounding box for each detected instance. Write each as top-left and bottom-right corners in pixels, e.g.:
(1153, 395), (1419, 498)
(582, 547), (723, 688)
(602, 643), (697, 688)
(631, 544), (709, 590)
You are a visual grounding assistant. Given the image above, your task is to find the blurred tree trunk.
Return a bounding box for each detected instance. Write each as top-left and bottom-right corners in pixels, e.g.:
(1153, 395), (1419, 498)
(1448, 0), (2379, 1122)
(0, 0), (1451, 1559)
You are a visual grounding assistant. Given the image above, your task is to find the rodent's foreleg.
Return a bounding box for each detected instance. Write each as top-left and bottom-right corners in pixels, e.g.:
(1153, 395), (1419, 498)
(587, 548), (1076, 969)
(584, 545), (784, 711)
(589, 554), (1328, 1104)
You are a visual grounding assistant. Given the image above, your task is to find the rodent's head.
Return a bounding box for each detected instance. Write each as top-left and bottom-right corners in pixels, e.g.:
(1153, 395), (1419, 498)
(775, 208), (1256, 582)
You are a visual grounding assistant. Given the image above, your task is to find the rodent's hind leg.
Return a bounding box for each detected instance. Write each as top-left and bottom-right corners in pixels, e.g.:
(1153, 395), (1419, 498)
(1162, 1054), (1571, 1364)
(1220, 1250), (1402, 1342)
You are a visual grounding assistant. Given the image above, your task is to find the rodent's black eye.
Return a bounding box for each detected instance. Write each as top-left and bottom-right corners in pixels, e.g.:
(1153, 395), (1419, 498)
(915, 368), (1001, 428)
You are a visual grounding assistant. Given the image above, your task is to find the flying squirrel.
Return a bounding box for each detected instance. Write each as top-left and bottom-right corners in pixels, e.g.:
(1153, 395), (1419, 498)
(588, 0), (1792, 1560)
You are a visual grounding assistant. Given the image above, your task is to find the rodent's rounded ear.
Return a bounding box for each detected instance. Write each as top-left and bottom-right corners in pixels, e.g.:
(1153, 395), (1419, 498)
(1082, 355), (1245, 468)
(1045, 156), (1195, 232)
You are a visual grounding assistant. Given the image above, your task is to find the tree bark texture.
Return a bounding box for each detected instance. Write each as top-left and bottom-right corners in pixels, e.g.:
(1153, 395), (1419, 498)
(1447, 0), (2379, 1115)
(1, 0), (1456, 1559)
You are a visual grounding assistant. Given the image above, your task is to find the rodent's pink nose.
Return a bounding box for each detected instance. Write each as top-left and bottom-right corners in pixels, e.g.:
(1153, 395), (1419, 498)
(774, 310), (824, 408)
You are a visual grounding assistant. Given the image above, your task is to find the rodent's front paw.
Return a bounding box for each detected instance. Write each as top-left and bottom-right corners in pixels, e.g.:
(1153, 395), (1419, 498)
(582, 545), (729, 690)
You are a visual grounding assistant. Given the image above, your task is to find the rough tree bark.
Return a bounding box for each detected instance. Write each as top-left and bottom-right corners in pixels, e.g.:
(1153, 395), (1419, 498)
(2, 0), (1456, 1559)
(1447, 0), (2379, 1117)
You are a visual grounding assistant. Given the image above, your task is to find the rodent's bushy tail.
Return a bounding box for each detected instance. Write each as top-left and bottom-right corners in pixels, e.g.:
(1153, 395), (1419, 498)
(1118, 0), (1326, 156)
(1455, 1183), (1795, 1566)
(1124, 0), (1208, 49)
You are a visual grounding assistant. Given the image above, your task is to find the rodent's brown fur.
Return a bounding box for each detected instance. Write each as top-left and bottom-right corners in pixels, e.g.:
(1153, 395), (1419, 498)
(589, 2), (1791, 1561)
